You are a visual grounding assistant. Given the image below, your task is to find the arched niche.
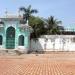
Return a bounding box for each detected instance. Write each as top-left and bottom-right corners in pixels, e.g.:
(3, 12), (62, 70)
(19, 35), (24, 46)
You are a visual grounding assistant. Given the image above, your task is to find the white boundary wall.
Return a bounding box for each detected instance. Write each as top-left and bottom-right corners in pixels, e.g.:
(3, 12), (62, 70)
(30, 35), (75, 51)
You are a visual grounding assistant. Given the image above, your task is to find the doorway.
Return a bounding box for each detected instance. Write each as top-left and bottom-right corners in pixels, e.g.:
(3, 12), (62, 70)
(6, 27), (15, 49)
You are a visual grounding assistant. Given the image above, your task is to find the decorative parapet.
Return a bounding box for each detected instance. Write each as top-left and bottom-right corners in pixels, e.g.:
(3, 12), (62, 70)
(0, 19), (4, 28)
(19, 20), (33, 32)
(19, 24), (33, 33)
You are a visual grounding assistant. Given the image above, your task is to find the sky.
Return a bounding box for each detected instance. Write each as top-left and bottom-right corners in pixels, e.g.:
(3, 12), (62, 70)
(0, 0), (75, 28)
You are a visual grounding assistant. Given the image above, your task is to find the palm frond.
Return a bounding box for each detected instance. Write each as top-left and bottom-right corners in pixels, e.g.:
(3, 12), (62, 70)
(31, 9), (38, 13)
(19, 7), (26, 12)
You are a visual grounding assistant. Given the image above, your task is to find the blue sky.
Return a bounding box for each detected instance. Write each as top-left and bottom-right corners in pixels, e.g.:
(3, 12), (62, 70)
(0, 0), (75, 27)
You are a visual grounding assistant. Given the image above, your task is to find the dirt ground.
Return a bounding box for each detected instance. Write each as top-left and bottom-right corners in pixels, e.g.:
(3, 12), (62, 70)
(0, 52), (75, 75)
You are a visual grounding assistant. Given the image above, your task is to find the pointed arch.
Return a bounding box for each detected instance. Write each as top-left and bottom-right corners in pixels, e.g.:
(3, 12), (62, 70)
(6, 26), (15, 49)
(6, 26), (15, 38)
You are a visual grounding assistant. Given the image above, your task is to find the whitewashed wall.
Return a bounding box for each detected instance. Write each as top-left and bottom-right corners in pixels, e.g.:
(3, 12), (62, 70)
(30, 35), (75, 51)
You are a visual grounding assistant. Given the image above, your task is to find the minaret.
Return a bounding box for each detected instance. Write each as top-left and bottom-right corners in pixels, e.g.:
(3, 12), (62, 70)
(5, 8), (8, 17)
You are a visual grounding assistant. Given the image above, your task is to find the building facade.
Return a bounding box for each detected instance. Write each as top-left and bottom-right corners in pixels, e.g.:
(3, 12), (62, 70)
(0, 15), (31, 53)
(0, 15), (75, 54)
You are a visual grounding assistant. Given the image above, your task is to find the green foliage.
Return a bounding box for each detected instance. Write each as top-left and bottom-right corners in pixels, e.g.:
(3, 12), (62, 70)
(45, 16), (63, 34)
(29, 16), (46, 41)
(19, 5), (38, 22)
(19, 5), (64, 41)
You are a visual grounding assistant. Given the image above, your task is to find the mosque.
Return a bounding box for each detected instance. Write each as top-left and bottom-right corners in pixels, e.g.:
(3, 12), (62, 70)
(0, 11), (75, 54)
(0, 12), (32, 53)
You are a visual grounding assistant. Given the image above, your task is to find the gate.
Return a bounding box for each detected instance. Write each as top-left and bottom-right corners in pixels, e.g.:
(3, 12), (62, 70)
(6, 27), (15, 49)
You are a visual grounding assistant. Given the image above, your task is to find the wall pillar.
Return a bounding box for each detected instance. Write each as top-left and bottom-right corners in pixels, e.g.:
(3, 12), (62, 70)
(25, 36), (29, 51)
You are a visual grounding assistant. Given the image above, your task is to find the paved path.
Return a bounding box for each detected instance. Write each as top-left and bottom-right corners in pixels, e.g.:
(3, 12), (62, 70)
(0, 53), (75, 75)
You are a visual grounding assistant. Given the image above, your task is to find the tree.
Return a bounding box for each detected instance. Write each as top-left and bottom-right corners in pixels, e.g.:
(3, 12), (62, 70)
(19, 5), (38, 23)
(44, 16), (63, 50)
(45, 16), (62, 34)
(29, 16), (45, 41)
(29, 16), (45, 53)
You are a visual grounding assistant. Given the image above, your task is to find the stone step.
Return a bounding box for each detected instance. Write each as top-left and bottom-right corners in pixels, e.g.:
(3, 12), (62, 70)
(0, 50), (16, 55)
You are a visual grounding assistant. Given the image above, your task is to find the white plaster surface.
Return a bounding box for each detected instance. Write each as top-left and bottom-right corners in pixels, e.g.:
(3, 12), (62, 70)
(30, 35), (75, 51)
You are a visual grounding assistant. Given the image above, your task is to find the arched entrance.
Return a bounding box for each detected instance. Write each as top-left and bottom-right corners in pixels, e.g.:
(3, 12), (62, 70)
(6, 27), (15, 49)
(19, 35), (24, 46)
(0, 35), (2, 45)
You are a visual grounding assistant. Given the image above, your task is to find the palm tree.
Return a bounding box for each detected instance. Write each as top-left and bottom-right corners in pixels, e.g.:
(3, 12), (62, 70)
(29, 16), (45, 40)
(45, 16), (62, 34)
(44, 16), (62, 50)
(19, 5), (38, 23)
(29, 16), (45, 53)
